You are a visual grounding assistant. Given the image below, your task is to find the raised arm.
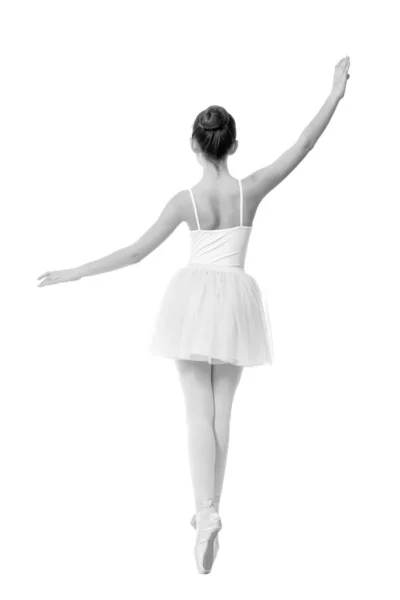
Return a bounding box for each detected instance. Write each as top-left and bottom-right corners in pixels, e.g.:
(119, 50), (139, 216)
(248, 56), (350, 201)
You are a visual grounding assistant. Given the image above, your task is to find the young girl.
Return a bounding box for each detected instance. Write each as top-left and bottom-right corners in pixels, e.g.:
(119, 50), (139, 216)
(37, 56), (350, 574)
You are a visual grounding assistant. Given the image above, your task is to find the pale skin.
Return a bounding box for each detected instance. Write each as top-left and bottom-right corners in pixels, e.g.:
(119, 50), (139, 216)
(36, 57), (350, 525)
(37, 56), (350, 288)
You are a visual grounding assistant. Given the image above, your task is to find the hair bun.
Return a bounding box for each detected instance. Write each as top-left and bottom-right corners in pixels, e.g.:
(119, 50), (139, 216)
(200, 106), (229, 131)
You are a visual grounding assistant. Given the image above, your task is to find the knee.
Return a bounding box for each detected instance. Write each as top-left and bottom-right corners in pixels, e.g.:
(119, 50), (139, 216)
(214, 403), (233, 423)
(186, 410), (214, 429)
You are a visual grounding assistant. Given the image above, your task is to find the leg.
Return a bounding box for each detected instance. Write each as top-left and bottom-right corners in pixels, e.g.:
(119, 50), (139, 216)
(175, 359), (216, 514)
(211, 362), (244, 512)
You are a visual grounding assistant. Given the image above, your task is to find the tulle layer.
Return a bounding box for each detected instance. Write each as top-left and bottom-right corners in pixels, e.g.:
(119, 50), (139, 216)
(149, 264), (274, 367)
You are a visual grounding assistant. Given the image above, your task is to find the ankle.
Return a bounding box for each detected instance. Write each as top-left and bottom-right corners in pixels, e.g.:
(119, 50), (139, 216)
(195, 497), (219, 517)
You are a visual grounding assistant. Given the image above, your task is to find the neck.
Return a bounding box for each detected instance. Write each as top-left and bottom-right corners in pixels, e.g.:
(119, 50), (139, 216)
(200, 162), (231, 184)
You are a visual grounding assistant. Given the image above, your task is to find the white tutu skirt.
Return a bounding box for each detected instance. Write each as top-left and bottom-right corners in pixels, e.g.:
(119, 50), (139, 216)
(149, 263), (274, 367)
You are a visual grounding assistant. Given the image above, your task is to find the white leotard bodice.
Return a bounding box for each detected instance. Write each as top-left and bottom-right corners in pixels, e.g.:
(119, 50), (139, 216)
(187, 179), (253, 269)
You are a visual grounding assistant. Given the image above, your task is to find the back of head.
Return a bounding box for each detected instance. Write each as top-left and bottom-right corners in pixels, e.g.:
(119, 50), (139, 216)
(191, 105), (237, 173)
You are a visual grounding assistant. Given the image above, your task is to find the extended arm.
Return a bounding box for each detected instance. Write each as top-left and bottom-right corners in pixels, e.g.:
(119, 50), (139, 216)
(73, 191), (184, 279)
(301, 56), (350, 150)
(73, 244), (138, 279)
(299, 90), (341, 151)
(249, 89), (342, 200)
(248, 55), (351, 201)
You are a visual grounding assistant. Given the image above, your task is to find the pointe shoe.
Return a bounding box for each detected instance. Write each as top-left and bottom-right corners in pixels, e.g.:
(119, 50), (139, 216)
(190, 513), (220, 560)
(194, 499), (222, 574)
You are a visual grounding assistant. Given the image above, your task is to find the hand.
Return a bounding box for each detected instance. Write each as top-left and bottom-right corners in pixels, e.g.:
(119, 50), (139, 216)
(331, 55), (351, 100)
(37, 268), (82, 287)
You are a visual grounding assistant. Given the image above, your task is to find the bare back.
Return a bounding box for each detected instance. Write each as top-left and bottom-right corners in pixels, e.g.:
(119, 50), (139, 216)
(185, 175), (261, 232)
(185, 136), (310, 231)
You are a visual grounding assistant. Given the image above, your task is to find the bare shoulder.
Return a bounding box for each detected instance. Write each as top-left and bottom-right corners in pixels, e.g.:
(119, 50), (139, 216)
(240, 173), (266, 220)
(243, 138), (311, 207)
(175, 188), (191, 220)
(161, 189), (188, 218)
(171, 188), (193, 225)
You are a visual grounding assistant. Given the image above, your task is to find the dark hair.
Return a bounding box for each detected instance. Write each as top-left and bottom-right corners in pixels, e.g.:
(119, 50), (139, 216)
(191, 105), (236, 173)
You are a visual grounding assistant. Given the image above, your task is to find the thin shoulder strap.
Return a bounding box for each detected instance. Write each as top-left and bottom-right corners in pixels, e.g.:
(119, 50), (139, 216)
(238, 179), (243, 226)
(188, 189), (201, 230)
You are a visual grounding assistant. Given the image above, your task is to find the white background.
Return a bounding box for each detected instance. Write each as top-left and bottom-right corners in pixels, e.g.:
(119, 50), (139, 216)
(1, 0), (400, 598)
